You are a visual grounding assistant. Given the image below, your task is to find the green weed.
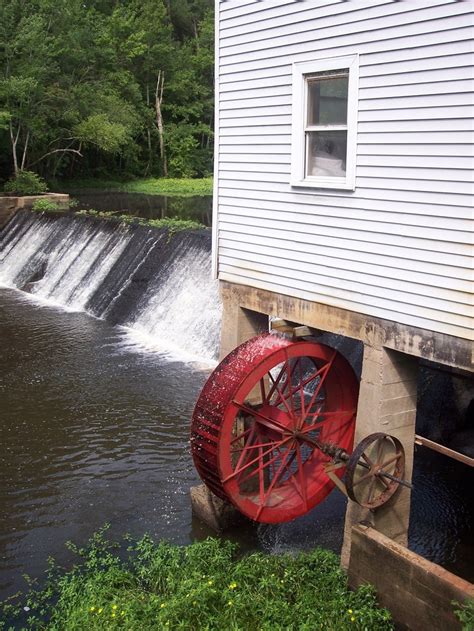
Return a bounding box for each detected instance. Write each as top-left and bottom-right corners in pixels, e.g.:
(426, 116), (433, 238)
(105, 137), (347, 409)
(74, 209), (205, 234)
(453, 599), (474, 631)
(0, 529), (393, 631)
(31, 199), (61, 212)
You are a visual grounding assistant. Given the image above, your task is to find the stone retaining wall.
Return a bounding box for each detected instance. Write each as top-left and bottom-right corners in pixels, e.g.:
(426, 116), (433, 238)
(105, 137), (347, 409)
(348, 523), (474, 630)
(0, 193), (69, 228)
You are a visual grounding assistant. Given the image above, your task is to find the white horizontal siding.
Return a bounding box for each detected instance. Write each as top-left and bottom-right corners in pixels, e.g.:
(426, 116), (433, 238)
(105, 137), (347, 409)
(216, 0), (474, 341)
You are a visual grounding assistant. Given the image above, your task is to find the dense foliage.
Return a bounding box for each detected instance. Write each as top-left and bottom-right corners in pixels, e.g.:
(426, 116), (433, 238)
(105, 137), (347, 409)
(3, 170), (48, 195)
(1, 531), (394, 631)
(0, 0), (214, 183)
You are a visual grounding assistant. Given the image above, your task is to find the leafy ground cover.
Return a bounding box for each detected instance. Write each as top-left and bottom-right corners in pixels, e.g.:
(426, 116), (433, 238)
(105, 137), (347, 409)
(60, 178), (213, 197)
(72, 209), (205, 235)
(0, 531), (394, 631)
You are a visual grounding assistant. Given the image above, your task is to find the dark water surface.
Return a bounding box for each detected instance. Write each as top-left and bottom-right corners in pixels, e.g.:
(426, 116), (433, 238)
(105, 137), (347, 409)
(1, 288), (472, 601)
(69, 191), (213, 225)
(0, 288), (347, 599)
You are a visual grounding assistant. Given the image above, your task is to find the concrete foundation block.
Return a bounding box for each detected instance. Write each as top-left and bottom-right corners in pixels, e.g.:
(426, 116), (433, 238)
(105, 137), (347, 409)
(190, 484), (245, 532)
(341, 345), (418, 568)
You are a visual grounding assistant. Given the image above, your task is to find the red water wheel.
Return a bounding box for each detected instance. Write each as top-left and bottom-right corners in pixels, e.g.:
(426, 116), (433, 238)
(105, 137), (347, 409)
(191, 333), (359, 523)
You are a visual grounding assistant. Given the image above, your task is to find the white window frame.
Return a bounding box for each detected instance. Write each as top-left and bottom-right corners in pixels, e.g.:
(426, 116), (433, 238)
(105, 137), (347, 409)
(291, 54), (359, 191)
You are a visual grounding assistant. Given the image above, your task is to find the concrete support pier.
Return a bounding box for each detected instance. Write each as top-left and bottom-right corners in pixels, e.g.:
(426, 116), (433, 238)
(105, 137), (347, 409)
(341, 345), (418, 568)
(190, 484), (245, 532)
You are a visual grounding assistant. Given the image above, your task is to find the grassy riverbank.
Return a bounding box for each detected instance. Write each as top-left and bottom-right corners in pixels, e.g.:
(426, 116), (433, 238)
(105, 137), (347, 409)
(59, 178), (213, 197)
(1, 533), (394, 631)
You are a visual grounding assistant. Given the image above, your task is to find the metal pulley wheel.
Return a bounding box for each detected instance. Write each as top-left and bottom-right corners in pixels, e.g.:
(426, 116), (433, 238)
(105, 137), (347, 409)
(190, 333), (359, 523)
(345, 432), (406, 509)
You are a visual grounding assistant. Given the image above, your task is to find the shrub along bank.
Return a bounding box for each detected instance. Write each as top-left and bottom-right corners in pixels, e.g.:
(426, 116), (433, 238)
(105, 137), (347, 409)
(0, 532), (394, 631)
(60, 177), (213, 197)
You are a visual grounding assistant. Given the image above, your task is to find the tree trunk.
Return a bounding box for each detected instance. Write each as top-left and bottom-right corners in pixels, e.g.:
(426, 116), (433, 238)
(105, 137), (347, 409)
(20, 131), (30, 171)
(9, 121), (19, 175)
(155, 71), (167, 177)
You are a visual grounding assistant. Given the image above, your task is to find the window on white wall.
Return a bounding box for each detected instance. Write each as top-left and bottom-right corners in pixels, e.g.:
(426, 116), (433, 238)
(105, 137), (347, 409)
(291, 54), (359, 190)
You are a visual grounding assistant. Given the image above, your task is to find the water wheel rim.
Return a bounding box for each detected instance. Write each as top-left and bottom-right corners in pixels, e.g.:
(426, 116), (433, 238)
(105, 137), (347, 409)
(191, 334), (359, 523)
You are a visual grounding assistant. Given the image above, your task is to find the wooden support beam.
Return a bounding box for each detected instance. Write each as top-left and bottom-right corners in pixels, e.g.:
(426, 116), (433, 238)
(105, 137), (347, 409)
(415, 434), (474, 467)
(270, 319), (319, 338)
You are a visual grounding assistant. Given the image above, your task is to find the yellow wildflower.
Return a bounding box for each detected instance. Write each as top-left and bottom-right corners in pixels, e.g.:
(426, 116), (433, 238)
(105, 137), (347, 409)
(208, 580), (213, 586)
(229, 582), (237, 590)
(160, 603), (166, 608)
(348, 609), (353, 614)
(112, 604), (118, 610)
(351, 617), (356, 622)
(227, 600), (233, 607)
(112, 613), (116, 618)
(89, 606), (95, 612)
(98, 608), (103, 614)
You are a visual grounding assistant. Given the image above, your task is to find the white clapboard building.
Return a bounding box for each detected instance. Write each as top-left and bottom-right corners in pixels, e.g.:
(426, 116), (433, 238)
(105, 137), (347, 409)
(210, 0), (473, 613)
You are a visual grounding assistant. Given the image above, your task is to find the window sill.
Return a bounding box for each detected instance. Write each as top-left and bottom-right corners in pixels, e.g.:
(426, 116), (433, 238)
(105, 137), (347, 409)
(290, 177), (355, 191)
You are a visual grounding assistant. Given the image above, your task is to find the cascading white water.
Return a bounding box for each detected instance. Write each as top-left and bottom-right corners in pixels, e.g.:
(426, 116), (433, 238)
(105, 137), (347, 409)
(126, 245), (222, 361)
(0, 213), (132, 311)
(0, 212), (221, 362)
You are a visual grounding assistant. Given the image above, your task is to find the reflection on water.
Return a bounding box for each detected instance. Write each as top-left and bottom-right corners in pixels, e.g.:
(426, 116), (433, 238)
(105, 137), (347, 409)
(409, 447), (474, 582)
(70, 191), (213, 225)
(0, 288), (472, 601)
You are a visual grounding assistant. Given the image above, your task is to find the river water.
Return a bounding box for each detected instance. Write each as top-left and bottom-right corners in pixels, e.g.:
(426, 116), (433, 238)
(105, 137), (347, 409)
(0, 288), (351, 599)
(0, 211), (472, 601)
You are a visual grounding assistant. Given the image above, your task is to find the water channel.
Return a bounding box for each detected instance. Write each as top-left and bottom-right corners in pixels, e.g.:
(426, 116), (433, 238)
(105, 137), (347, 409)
(0, 207), (472, 602)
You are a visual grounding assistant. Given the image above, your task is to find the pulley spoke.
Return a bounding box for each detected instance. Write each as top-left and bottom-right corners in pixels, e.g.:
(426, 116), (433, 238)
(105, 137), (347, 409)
(380, 452), (402, 469)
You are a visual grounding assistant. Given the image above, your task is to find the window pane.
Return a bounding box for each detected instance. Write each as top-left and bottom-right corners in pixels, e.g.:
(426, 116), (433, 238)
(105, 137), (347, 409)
(306, 130), (347, 178)
(307, 74), (348, 126)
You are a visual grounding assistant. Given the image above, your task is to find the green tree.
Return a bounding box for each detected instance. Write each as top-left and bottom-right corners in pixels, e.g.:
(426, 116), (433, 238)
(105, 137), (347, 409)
(0, 0), (214, 183)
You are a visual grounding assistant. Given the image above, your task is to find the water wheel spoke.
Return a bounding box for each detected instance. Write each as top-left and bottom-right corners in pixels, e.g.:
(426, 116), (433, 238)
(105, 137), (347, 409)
(298, 359), (306, 417)
(225, 437), (291, 483)
(232, 424), (257, 476)
(285, 356), (296, 417)
(268, 368), (293, 416)
(299, 409), (355, 435)
(300, 350), (338, 423)
(231, 438), (290, 453)
(265, 362), (288, 404)
(295, 442), (308, 510)
(258, 446), (265, 506)
(230, 427), (251, 445)
(255, 442), (296, 520)
(232, 401), (288, 434)
(259, 378), (266, 404)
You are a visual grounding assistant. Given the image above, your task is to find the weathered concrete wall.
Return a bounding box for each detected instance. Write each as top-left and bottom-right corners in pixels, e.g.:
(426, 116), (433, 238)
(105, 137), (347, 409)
(341, 347), (418, 568)
(348, 524), (474, 631)
(0, 194), (69, 228)
(220, 281), (473, 372)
